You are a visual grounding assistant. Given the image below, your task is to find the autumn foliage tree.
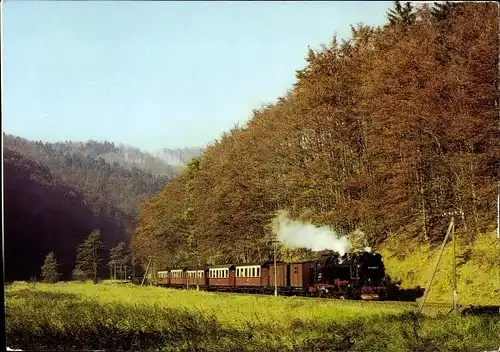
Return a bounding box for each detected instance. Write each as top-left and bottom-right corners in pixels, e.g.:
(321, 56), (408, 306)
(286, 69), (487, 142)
(131, 2), (499, 269)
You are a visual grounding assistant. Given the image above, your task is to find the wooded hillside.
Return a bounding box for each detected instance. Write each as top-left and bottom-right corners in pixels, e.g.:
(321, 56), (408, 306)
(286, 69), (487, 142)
(3, 135), (173, 280)
(131, 2), (499, 272)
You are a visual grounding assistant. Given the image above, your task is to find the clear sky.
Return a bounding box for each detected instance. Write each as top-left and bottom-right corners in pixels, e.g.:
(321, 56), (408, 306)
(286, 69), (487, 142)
(3, 1), (392, 152)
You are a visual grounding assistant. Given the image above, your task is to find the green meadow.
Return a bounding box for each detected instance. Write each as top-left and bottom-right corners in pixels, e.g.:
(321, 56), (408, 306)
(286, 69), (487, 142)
(5, 281), (500, 352)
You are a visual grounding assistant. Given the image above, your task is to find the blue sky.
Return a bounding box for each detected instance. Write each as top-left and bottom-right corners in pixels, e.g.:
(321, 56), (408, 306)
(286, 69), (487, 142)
(3, 1), (392, 152)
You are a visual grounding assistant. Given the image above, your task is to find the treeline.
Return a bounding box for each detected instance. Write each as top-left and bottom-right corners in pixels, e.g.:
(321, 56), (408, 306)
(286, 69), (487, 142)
(3, 136), (170, 280)
(3, 133), (181, 177)
(4, 134), (170, 215)
(131, 1), (499, 271)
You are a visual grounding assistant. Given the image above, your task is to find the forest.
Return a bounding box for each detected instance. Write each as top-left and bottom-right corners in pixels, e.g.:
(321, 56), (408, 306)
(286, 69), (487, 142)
(3, 135), (180, 280)
(131, 2), (500, 274)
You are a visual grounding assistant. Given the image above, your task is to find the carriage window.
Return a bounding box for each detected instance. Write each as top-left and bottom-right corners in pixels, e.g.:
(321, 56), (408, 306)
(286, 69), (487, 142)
(256, 267), (260, 277)
(251, 268), (255, 277)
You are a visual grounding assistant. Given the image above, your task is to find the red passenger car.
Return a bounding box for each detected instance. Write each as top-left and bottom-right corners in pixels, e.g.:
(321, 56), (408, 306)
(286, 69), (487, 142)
(157, 270), (170, 286)
(170, 269), (186, 287)
(207, 264), (235, 289)
(234, 264), (262, 288)
(186, 267), (207, 288)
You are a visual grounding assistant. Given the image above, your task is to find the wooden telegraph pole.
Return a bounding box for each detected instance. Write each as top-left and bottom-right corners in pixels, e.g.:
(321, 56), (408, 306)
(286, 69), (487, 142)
(141, 257), (152, 286)
(274, 239), (278, 297)
(418, 214), (459, 315)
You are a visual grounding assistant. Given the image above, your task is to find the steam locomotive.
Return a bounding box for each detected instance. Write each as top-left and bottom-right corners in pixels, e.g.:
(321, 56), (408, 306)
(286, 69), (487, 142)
(152, 251), (388, 300)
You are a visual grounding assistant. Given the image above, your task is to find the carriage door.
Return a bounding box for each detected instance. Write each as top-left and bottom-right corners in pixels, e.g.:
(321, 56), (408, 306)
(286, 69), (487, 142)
(286, 264), (291, 287)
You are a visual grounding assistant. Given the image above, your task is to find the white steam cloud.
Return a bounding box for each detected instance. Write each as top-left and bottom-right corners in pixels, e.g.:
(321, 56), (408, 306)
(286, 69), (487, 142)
(272, 210), (351, 255)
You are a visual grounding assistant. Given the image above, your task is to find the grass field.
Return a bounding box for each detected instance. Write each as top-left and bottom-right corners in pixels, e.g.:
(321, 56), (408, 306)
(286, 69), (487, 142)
(5, 281), (500, 352)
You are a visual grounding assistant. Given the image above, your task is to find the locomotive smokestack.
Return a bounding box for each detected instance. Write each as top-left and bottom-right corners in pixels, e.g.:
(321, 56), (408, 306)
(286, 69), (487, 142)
(272, 210), (351, 255)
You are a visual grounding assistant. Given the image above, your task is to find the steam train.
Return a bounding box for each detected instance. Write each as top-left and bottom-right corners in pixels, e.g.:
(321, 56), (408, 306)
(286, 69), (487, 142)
(153, 251), (388, 300)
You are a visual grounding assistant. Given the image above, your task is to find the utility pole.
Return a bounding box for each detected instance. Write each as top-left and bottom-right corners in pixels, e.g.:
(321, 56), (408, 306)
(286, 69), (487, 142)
(141, 257), (152, 286)
(452, 218), (458, 314)
(418, 217), (455, 314)
(274, 239), (278, 297)
(497, 191), (500, 290)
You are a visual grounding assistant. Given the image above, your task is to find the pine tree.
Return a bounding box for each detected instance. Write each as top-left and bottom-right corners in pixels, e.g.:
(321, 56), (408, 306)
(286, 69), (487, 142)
(386, 0), (417, 28)
(41, 251), (60, 283)
(73, 229), (105, 284)
(109, 242), (130, 280)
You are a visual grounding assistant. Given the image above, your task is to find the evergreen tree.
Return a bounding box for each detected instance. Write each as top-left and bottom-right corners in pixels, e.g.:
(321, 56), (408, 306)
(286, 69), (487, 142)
(386, 0), (417, 27)
(109, 242), (130, 280)
(430, 1), (457, 23)
(41, 251), (60, 283)
(73, 229), (105, 284)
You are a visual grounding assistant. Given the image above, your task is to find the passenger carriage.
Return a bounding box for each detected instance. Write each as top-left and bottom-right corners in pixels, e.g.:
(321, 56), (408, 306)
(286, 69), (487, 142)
(157, 270), (170, 286)
(169, 269), (186, 287)
(206, 264), (235, 289)
(185, 266), (207, 288)
(234, 263), (263, 292)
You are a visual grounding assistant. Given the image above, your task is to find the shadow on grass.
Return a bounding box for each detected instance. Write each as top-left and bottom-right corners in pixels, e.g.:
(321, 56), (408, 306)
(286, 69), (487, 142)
(384, 277), (425, 302)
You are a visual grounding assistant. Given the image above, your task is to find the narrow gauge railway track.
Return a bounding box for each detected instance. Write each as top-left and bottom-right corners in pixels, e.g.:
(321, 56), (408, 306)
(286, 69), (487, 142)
(157, 284), (445, 306)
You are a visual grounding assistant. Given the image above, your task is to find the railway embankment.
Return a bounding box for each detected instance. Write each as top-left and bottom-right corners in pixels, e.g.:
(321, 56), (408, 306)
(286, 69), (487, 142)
(380, 231), (500, 306)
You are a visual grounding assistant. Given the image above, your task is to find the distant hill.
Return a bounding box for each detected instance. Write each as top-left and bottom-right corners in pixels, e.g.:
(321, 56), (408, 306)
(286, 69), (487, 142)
(3, 134), (197, 281)
(4, 148), (129, 280)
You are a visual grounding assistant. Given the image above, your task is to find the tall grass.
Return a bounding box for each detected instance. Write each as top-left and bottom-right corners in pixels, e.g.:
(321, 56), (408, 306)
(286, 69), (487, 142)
(6, 281), (500, 351)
